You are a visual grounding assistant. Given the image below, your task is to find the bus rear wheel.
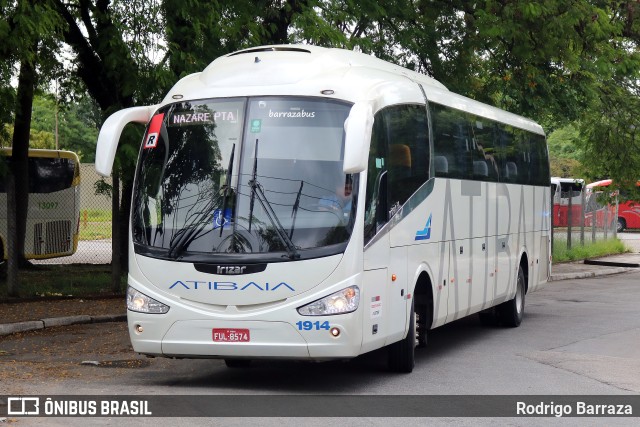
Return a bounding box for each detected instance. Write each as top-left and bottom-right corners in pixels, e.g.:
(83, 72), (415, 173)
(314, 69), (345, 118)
(388, 301), (416, 373)
(617, 218), (626, 233)
(496, 265), (525, 327)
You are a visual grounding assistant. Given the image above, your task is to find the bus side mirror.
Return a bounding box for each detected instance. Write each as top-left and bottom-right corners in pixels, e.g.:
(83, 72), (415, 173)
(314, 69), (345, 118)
(343, 103), (374, 174)
(95, 106), (157, 177)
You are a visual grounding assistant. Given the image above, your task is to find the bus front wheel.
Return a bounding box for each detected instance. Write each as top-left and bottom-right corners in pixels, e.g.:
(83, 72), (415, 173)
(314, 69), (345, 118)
(388, 301), (416, 373)
(617, 218), (626, 233)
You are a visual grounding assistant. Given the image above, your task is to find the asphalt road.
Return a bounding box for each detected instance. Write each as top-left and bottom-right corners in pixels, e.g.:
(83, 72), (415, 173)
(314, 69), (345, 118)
(1, 270), (639, 426)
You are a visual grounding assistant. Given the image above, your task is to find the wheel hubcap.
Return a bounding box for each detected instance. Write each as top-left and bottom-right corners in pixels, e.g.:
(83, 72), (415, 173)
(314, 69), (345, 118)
(516, 276), (523, 315)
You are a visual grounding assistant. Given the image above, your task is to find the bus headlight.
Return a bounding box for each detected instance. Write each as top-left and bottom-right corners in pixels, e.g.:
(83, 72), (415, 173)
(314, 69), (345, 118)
(127, 286), (170, 314)
(297, 286), (359, 316)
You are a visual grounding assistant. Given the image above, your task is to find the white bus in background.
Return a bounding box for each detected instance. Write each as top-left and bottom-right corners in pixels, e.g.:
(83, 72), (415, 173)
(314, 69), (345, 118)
(0, 149), (81, 262)
(95, 45), (551, 372)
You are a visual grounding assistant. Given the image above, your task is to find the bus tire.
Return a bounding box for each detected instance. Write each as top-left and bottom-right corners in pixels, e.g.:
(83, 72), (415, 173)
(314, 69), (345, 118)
(224, 359), (252, 368)
(388, 301), (416, 373)
(497, 265), (525, 327)
(617, 218), (626, 233)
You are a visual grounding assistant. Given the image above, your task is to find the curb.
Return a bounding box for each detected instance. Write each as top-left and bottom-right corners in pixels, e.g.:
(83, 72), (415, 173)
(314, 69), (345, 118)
(550, 267), (636, 281)
(0, 313), (126, 337)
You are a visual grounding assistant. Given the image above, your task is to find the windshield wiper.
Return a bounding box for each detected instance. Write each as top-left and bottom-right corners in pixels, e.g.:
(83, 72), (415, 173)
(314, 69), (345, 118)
(167, 191), (223, 259)
(289, 181), (303, 240)
(248, 139), (300, 260)
(219, 143), (235, 236)
(248, 140), (258, 232)
(168, 143), (236, 259)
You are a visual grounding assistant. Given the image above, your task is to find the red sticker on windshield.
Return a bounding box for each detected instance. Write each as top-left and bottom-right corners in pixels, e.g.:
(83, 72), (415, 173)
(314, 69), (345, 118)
(144, 113), (165, 149)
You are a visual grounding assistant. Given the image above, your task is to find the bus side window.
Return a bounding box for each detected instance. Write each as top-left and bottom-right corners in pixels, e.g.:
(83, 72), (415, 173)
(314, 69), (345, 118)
(431, 104), (469, 179)
(385, 105), (429, 208)
(530, 134), (550, 186)
(364, 104), (430, 243)
(469, 115), (498, 182)
(364, 111), (388, 244)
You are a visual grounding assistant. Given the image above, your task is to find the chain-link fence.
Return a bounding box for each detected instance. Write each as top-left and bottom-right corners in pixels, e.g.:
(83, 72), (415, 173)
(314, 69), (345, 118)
(33, 163), (112, 265)
(551, 182), (619, 253)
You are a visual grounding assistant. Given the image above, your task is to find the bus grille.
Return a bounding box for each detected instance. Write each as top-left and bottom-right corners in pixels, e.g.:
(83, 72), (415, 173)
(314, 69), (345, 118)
(33, 220), (72, 255)
(33, 223), (43, 255)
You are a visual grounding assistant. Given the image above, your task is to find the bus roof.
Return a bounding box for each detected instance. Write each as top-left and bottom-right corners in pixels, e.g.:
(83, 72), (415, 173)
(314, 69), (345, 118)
(551, 177), (585, 185)
(587, 179), (640, 189)
(160, 44), (544, 136)
(0, 148), (80, 162)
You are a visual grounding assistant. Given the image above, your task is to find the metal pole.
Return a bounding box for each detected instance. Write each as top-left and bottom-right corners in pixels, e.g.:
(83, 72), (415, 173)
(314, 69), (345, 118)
(614, 193), (619, 239)
(603, 199), (609, 240)
(580, 186), (585, 246)
(550, 185), (554, 256)
(567, 190), (573, 250)
(591, 206), (596, 243)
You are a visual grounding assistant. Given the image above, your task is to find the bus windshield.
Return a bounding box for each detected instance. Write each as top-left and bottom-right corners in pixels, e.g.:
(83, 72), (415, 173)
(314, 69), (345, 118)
(0, 156), (77, 194)
(132, 96), (357, 261)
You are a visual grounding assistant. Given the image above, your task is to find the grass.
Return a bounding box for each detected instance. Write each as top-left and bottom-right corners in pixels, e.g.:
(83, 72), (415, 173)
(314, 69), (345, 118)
(79, 222), (112, 240)
(82, 209), (112, 222)
(0, 264), (126, 299)
(553, 238), (629, 263)
(78, 209), (112, 240)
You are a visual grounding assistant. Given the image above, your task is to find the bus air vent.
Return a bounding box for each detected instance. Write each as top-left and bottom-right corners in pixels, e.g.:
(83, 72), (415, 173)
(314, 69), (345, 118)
(229, 47), (311, 56)
(45, 220), (71, 255)
(33, 223), (44, 255)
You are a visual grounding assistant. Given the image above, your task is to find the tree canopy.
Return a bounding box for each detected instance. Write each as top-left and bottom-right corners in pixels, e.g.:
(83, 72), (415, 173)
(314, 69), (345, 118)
(2, 0), (640, 287)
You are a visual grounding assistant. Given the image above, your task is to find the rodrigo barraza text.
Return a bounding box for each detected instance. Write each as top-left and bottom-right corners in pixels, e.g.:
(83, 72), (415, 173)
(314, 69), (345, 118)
(516, 401), (632, 417)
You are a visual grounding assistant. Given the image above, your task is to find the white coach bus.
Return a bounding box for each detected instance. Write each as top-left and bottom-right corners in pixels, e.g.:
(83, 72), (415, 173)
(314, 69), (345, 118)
(95, 45), (550, 372)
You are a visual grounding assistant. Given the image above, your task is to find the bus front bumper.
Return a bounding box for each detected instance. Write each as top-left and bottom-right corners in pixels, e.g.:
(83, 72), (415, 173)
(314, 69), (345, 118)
(127, 312), (363, 360)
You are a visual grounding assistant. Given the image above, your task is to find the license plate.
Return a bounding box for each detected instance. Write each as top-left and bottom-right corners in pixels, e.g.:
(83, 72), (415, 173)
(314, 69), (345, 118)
(212, 328), (250, 342)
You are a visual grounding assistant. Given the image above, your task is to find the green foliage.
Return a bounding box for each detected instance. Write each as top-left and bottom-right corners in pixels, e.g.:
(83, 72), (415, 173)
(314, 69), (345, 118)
(29, 94), (99, 161)
(547, 123), (584, 177)
(547, 124), (583, 161)
(1, 1), (640, 277)
(94, 178), (112, 199)
(550, 157), (582, 178)
(553, 238), (628, 263)
(581, 81), (640, 189)
(0, 265), (119, 298)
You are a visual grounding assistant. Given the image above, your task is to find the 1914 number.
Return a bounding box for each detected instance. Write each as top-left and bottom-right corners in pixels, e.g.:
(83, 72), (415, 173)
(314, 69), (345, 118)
(296, 321), (330, 331)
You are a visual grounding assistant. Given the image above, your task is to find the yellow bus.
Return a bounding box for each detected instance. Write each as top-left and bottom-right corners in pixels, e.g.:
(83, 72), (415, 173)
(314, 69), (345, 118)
(0, 148), (81, 261)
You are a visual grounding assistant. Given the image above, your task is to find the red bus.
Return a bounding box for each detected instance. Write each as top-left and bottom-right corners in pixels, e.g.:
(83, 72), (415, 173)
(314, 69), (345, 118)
(585, 179), (640, 232)
(551, 177), (584, 227)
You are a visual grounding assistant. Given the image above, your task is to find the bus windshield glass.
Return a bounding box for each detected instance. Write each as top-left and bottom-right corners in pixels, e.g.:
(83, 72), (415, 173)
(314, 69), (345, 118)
(0, 156), (76, 193)
(132, 97), (356, 261)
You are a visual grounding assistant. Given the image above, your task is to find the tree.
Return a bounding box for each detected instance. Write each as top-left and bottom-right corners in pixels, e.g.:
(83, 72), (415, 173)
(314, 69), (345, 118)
(578, 2), (640, 199)
(1, 0), (63, 295)
(30, 94), (100, 160)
